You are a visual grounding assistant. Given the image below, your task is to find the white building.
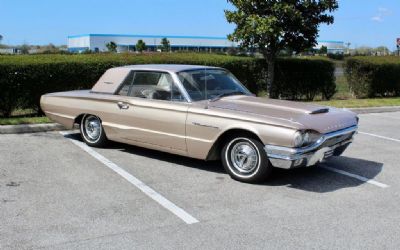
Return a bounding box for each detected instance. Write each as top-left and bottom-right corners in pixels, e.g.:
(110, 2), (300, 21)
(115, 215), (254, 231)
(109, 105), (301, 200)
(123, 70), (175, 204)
(67, 34), (237, 53)
(68, 34), (345, 54)
(315, 40), (345, 54)
(0, 48), (20, 54)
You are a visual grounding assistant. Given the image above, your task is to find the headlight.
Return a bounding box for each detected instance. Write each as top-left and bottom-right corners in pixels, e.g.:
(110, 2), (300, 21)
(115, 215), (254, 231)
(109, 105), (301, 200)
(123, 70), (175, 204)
(294, 131), (304, 147)
(293, 130), (321, 148)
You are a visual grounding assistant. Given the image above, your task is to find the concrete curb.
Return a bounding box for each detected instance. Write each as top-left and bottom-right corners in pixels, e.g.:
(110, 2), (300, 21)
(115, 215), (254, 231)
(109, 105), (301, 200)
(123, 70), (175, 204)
(349, 106), (400, 114)
(0, 123), (66, 134)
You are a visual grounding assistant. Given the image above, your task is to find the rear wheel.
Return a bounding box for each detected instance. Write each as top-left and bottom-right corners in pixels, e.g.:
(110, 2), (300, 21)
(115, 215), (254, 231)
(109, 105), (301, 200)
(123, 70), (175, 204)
(221, 136), (272, 183)
(80, 114), (108, 147)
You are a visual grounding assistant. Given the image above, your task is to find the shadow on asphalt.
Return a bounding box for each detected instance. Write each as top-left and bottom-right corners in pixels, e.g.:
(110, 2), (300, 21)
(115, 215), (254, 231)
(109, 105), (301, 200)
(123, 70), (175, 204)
(62, 132), (384, 193)
(266, 157), (383, 192)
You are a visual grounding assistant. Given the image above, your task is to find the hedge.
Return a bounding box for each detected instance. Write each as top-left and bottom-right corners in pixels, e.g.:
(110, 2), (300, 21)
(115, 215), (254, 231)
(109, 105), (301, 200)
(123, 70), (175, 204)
(346, 56), (400, 98)
(270, 58), (336, 100)
(0, 53), (335, 117)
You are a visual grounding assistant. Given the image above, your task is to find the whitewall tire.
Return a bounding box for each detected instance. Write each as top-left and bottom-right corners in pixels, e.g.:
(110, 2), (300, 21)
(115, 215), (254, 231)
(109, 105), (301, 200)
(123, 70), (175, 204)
(80, 114), (108, 147)
(221, 136), (272, 183)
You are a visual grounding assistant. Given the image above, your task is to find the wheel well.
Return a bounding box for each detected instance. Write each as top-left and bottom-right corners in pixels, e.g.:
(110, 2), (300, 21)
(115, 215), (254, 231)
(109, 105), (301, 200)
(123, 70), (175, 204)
(74, 114), (85, 126)
(74, 114), (103, 127)
(206, 129), (263, 161)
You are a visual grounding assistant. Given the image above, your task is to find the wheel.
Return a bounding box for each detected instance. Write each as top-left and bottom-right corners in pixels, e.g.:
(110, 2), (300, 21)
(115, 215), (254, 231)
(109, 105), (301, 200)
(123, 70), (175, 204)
(80, 114), (108, 147)
(221, 136), (272, 183)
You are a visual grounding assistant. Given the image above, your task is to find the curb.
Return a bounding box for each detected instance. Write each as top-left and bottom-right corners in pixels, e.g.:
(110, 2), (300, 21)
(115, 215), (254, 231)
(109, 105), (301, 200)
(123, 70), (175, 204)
(0, 123), (66, 134)
(349, 106), (400, 114)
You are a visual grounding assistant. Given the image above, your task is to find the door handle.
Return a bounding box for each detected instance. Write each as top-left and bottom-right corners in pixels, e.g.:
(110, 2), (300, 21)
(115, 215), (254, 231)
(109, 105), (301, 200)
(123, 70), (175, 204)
(117, 101), (129, 110)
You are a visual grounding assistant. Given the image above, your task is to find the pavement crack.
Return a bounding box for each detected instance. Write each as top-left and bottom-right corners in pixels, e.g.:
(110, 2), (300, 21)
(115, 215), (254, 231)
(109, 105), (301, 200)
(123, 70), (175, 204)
(6, 181), (20, 187)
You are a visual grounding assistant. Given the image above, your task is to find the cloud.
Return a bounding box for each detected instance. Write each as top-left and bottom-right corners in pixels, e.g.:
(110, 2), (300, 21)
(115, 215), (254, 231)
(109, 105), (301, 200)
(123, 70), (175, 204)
(371, 7), (392, 22)
(371, 16), (383, 22)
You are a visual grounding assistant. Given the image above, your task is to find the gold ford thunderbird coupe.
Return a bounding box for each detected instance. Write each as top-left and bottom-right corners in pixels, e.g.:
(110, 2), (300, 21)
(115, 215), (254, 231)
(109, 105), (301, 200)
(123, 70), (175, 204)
(41, 64), (358, 183)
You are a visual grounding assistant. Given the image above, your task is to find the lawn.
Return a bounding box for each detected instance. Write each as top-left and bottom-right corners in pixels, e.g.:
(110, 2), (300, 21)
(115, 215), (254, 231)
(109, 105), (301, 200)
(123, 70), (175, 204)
(313, 97), (400, 108)
(0, 109), (51, 125)
(0, 116), (50, 125)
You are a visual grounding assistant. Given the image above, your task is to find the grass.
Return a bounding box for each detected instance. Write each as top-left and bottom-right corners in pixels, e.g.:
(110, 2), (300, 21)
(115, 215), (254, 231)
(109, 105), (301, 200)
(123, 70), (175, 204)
(332, 75), (353, 100)
(0, 108), (51, 125)
(0, 116), (51, 125)
(313, 97), (400, 108)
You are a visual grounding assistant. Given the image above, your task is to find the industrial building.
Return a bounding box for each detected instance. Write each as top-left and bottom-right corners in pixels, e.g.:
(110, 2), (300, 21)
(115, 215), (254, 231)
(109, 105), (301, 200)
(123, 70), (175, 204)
(67, 34), (237, 53)
(314, 40), (345, 54)
(67, 34), (344, 54)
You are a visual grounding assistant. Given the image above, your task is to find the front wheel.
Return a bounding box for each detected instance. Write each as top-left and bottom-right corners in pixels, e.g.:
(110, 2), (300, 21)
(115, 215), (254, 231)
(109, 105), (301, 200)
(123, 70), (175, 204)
(80, 114), (108, 147)
(221, 136), (272, 183)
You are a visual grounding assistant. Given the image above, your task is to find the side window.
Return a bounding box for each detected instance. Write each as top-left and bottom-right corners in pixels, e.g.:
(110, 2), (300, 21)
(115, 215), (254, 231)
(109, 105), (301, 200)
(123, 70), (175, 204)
(118, 71), (135, 96)
(122, 71), (184, 101)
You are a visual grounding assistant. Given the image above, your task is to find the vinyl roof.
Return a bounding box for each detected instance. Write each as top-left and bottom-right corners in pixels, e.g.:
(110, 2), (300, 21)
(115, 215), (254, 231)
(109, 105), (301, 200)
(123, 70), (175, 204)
(119, 64), (222, 72)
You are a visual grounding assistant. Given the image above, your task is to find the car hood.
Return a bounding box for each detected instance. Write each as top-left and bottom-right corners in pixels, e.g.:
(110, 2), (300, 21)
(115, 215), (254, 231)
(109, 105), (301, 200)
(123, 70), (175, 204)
(208, 95), (357, 134)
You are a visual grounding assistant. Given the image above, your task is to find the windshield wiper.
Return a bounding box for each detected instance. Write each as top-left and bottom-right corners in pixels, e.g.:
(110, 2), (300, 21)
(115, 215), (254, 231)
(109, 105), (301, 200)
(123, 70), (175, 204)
(209, 91), (246, 102)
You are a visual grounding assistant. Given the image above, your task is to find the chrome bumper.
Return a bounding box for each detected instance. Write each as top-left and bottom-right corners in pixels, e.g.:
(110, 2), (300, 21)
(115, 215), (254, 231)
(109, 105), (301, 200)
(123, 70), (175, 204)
(264, 126), (358, 169)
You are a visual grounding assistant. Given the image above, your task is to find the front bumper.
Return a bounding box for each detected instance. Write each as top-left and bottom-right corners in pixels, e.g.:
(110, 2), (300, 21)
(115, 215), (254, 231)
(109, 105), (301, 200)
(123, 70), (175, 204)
(264, 126), (358, 169)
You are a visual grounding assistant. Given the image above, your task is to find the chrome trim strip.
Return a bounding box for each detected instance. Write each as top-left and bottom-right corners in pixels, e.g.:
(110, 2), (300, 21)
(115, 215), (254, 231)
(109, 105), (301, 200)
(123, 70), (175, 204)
(102, 121), (213, 143)
(45, 111), (75, 120)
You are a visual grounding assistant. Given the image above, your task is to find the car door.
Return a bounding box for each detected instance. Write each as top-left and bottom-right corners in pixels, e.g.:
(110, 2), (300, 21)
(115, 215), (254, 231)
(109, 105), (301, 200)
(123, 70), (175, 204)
(111, 70), (189, 152)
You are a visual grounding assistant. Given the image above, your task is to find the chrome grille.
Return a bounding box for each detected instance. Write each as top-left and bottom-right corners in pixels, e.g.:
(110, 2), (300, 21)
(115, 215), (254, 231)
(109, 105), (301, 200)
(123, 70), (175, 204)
(323, 132), (354, 147)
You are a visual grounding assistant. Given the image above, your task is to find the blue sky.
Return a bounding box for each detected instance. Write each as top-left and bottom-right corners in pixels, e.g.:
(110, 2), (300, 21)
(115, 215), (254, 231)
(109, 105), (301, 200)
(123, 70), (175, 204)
(0, 0), (398, 50)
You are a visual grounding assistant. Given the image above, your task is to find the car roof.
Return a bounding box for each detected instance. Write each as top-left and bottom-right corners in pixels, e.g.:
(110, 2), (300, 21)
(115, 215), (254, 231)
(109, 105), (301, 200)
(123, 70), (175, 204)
(117, 64), (222, 72)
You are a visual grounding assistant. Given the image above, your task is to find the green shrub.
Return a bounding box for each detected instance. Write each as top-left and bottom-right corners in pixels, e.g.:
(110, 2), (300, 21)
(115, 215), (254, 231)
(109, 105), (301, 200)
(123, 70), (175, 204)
(327, 53), (344, 60)
(346, 57), (400, 98)
(269, 58), (336, 100)
(0, 53), (335, 117)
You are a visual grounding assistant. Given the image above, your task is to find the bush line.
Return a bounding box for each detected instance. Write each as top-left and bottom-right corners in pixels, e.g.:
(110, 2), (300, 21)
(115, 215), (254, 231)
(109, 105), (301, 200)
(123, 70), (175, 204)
(0, 53), (335, 117)
(346, 56), (400, 98)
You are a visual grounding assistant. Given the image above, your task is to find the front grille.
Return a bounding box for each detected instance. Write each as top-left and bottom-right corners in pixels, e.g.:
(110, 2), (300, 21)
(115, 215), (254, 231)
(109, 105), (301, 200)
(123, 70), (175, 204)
(324, 149), (334, 158)
(322, 132), (354, 147)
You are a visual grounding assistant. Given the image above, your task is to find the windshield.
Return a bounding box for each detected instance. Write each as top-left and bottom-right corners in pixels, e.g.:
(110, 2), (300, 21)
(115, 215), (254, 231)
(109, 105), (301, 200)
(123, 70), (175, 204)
(177, 69), (251, 101)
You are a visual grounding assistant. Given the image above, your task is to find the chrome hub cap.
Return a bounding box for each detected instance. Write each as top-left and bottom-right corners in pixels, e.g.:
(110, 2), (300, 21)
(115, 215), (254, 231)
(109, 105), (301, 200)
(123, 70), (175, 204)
(230, 141), (259, 174)
(84, 116), (101, 141)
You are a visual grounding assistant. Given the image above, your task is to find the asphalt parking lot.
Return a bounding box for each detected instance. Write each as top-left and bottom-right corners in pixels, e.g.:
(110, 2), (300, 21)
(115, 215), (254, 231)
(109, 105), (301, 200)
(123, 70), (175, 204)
(1, 111), (400, 250)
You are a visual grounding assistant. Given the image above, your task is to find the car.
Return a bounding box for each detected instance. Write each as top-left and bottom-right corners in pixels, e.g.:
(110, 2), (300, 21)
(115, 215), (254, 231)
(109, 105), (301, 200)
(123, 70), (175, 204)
(40, 64), (358, 183)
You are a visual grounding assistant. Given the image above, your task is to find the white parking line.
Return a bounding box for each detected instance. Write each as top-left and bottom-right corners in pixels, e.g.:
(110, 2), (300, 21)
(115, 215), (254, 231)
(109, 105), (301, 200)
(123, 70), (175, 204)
(321, 165), (389, 188)
(359, 131), (400, 143)
(369, 113), (400, 120)
(59, 131), (199, 225)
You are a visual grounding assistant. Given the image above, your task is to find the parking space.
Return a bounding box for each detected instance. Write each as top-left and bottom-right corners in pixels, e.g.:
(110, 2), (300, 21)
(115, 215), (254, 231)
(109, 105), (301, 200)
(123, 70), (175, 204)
(1, 112), (400, 249)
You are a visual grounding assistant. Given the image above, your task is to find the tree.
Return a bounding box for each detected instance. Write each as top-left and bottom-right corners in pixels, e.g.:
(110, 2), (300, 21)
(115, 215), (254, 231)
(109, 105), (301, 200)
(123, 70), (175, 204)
(136, 39), (146, 52)
(319, 45), (328, 54)
(375, 46), (390, 56)
(20, 44), (30, 54)
(225, 0), (338, 97)
(160, 37), (170, 52)
(0, 34), (3, 44)
(106, 41), (117, 52)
